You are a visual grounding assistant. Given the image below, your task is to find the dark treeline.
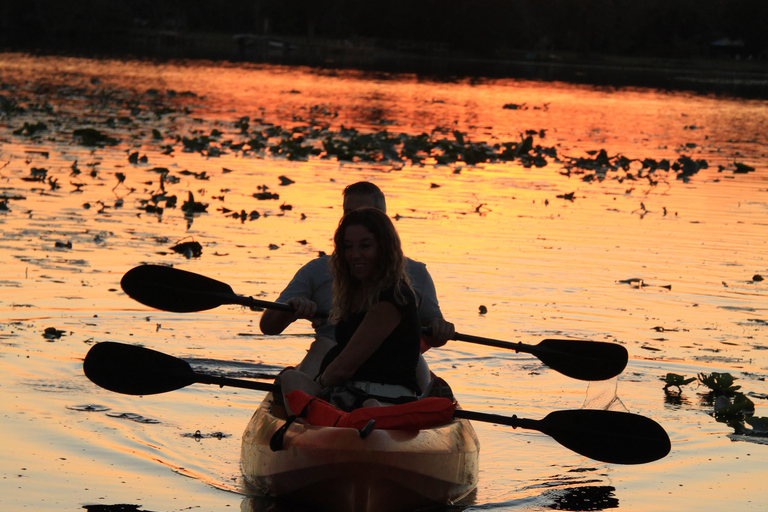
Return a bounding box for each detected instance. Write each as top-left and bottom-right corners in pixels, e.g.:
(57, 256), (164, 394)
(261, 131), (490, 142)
(2, 0), (767, 61)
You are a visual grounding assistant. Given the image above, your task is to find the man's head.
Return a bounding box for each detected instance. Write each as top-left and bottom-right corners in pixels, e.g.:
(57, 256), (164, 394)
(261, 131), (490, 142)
(342, 182), (386, 214)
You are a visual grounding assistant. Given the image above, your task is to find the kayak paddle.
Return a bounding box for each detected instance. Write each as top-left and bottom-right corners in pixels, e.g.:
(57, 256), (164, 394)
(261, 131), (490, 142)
(83, 341), (273, 395)
(83, 342), (670, 465)
(453, 409), (670, 466)
(120, 264), (293, 314)
(449, 332), (627, 382)
(120, 264), (628, 381)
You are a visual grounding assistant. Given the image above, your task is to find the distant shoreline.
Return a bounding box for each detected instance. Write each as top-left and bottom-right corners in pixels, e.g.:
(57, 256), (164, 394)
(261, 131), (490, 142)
(6, 31), (768, 99)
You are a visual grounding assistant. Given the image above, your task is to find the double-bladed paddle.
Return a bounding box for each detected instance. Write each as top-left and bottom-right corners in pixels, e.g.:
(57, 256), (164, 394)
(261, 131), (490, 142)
(119, 265), (628, 381)
(83, 342), (670, 465)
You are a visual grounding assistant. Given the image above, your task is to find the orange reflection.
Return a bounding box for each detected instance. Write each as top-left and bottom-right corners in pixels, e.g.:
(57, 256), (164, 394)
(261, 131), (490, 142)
(1, 53), (767, 512)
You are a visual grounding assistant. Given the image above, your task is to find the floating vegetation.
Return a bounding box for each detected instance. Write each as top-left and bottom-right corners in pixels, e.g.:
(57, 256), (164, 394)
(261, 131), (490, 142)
(699, 372), (741, 395)
(43, 327), (66, 340)
(105, 412), (161, 424)
(732, 162), (755, 174)
(744, 416), (768, 434)
(181, 430), (231, 440)
(617, 278), (672, 290)
(66, 404), (111, 412)
(669, 371), (768, 437)
(254, 191), (280, 200)
(660, 371), (768, 436)
(21, 167), (48, 182)
(219, 207), (261, 223)
(13, 121), (47, 137)
(3, 69), (760, 235)
(170, 240), (203, 258)
(181, 191), (208, 214)
(73, 128), (120, 146)
(127, 151), (148, 164)
(662, 373), (696, 391)
(713, 393), (754, 419)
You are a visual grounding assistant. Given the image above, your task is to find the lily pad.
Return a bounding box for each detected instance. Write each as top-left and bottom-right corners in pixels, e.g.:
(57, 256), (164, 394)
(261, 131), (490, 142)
(73, 128), (119, 146)
(43, 327), (66, 340)
(745, 416), (768, 433)
(714, 392), (754, 418)
(170, 240), (202, 258)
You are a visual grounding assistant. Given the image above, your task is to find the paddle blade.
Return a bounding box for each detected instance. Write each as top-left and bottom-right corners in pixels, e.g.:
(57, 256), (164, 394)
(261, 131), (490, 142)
(83, 342), (197, 395)
(535, 339), (628, 381)
(121, 264), (235, 312)
(537, 409), (671, 464)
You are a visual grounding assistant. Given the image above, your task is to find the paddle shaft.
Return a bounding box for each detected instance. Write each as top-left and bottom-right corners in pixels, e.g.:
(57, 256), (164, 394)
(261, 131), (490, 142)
(453, 332), (535, 353)
(198, 291), (297, 313)
(196, 372), (275, 392)
(454, 409), (537, 429)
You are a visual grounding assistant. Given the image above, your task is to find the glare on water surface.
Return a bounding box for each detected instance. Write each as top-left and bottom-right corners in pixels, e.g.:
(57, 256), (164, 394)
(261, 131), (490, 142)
(1, 52), (767, 511)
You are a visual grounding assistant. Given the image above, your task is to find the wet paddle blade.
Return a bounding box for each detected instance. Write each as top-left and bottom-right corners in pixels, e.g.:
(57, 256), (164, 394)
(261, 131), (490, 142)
(83, 342), (197, 395)
(535, 339), (628, 381)
(455, 408), (670, 464)
(451, 332), (628, 381)
(537, 409), (671, 464)
(121, 264), (237, 312)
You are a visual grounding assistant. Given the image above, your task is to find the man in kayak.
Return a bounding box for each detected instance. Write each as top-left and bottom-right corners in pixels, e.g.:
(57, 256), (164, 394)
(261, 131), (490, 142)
(259, 181), (454, 382)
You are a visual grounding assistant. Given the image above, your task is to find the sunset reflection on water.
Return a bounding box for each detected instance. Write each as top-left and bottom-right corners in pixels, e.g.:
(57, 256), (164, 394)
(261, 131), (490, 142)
(1, 53), (767, 511)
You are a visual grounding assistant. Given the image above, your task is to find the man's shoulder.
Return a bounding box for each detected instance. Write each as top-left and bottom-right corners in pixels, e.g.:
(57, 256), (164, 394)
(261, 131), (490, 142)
(298, 254), (331, 272)
(405, 257), (428, 274)
(277, 255), (332, 301)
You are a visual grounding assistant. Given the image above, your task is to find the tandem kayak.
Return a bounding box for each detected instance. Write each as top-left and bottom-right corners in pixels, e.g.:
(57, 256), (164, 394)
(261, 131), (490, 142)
(241, 392), (480, 512)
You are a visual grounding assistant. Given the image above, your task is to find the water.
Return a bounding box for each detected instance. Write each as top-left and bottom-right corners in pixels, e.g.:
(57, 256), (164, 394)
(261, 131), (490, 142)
(1, 52), (767, 511)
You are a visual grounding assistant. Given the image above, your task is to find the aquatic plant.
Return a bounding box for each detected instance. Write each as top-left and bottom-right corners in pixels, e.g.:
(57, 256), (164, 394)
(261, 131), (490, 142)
(43, 327), (66, 340)
(181, 191), (208, 214)
(12, 121), (47, 137)
(128, 151), (148, 164)
(698, 372), (741, 396)
(744, 416), (768, 434)
(713, 392), (754, 418)
(662, 373), (696, 391)
(691, 372), (768, 437)
(0, 95), (26, 116)
(170, 240), (203, 258)
(73, 128), (119, 146)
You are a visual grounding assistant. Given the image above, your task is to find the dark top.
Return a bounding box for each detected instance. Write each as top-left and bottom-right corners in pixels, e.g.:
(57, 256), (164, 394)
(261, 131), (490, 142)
(322, 282), (421, 393)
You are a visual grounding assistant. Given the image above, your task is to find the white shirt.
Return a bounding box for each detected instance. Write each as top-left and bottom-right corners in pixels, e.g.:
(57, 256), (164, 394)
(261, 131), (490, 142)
(276, 255), (442, 340)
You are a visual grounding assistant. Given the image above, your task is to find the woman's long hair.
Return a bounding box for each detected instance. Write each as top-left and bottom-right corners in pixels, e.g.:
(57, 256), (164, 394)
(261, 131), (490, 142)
(329, 208), (410, 323)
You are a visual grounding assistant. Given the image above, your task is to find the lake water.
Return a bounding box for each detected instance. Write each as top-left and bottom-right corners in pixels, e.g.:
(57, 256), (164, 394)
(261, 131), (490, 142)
(1, 52), (767, 511)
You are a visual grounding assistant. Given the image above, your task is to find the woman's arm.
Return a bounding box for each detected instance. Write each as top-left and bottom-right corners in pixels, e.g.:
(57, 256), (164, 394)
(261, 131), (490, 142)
(319, 301), (401, 387)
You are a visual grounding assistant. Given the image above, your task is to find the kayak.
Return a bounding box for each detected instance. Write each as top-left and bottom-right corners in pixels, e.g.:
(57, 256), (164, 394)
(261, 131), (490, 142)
(241, 391), (480, 512)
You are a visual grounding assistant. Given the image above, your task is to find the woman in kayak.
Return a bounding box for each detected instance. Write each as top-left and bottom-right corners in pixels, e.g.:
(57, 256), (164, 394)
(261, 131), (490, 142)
(280, 207), (422, 413)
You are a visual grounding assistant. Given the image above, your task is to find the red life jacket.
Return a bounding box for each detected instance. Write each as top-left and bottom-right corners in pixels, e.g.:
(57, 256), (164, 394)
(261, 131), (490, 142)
(285, 390), (456, 430)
